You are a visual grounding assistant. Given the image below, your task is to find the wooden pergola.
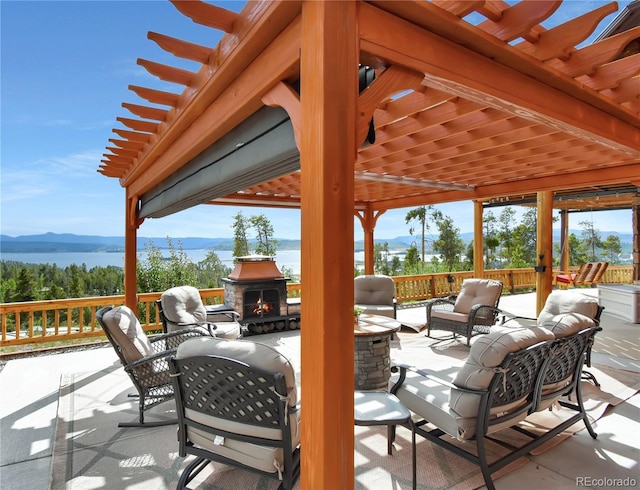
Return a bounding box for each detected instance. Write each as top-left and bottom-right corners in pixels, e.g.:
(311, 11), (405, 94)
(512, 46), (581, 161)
(99, 1), (639, 487)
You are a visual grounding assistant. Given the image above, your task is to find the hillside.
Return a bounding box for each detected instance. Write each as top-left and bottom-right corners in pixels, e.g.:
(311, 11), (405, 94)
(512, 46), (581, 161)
(0, 231), (632, 254)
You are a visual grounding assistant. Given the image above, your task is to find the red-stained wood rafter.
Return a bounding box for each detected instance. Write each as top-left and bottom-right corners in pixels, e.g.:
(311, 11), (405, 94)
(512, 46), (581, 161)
(169, 0), (238, 32)
(477, 0), (561, 43)
(147, 32), (213, 64)
(515, 3), (618, 61)
(122, 103), (168, 122)
(127, 85), (179, 107)
(136, 59), (195, 86)
(116, 117), (159, 134)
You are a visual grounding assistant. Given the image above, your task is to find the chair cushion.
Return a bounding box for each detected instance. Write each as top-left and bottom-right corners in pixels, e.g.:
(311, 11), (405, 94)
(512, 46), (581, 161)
(537, 291), (599, 325)
(453, 279), (502, 314)
(541, 312), (596, 338)
(355, 304), (396, 318)
(101, 305), (153, 363)
(185, 409), (300, 474)
(176, 337), (300, 474)
(448, 326), (554, 438)
(354, 275), (395, 306)
(161, 285), (207, 324)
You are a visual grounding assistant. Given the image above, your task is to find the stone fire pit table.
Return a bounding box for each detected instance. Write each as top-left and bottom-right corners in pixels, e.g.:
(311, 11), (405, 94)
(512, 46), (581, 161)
(354, 314), (401, 390)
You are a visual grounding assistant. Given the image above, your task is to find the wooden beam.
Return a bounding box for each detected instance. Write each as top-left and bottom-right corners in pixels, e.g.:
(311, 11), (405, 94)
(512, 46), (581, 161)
(300, 1), (357, 487)
(373, 164), (640, 211)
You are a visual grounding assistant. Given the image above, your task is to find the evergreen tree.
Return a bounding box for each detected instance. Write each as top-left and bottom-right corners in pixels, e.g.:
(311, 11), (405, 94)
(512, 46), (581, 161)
(13, 266), (38, 302)
(483, 211), (500, 268)
(232, 212), (250, 259)
(600, 234), (622, 264)
(250, 214), (278, 256)
(432, 212), (465, 271)
(402, 245), (420, 274)
(374, 242), (390, 275)
(497, 207), (516, 262)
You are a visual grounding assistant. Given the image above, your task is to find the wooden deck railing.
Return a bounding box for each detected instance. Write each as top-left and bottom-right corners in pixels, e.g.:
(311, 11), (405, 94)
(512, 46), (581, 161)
(0, 266), (632, 349)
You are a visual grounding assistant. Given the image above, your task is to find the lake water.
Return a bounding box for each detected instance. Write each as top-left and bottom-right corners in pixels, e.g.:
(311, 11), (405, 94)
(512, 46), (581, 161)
(0, 250), (426, 274)
(1, 249), (306, 274)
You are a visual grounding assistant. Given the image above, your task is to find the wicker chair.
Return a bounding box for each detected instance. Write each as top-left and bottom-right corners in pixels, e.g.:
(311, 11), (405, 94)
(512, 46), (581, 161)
(426, 279), (503, 346)
(96, 305), (207, 428)
(169, 337), (300, 489)
(354, 274), (397, 319)
(158, 285), (242, 339)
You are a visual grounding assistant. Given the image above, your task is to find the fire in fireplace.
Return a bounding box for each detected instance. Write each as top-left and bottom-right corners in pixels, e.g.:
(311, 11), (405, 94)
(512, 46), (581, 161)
(244, 288), (280, 319)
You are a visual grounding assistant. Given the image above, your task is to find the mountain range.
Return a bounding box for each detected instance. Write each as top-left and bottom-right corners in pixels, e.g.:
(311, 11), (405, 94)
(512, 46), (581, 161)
(0, 231), (633, 254)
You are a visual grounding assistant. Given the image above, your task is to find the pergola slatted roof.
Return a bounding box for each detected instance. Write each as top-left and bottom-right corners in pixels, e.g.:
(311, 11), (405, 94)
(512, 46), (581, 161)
(99, 0), (639, 217)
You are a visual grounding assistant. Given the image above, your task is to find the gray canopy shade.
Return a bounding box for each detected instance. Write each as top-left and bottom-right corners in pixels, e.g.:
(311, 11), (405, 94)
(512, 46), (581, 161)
(139, 106), (298, 219)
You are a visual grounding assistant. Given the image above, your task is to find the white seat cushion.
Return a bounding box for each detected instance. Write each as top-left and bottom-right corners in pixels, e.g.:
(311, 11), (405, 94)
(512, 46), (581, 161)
(176, 337), (300, 474)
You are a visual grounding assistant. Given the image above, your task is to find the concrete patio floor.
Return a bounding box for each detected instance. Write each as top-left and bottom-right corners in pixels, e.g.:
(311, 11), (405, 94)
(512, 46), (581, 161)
(1, 290), (638, 489)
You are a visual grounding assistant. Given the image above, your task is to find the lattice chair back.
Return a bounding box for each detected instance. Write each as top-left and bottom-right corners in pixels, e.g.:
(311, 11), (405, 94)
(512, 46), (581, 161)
(169, 337), (300, 489)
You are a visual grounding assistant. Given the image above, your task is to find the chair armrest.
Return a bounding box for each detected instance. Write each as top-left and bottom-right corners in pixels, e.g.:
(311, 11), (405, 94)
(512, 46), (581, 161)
(468, 305), (502, 323)
(390, 363), (461, 394)
(426, 297), (455, 313)
(500, 313), (537, 327)
(124, 348), (177, 372)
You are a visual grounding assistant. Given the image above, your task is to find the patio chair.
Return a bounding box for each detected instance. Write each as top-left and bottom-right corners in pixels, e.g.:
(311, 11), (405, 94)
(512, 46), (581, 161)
(426, 278), (503, 346)
(169, 337), (301, 489)
(354, 274), (397, 319)
(390, 323), (600, 490)
(96, 305), (207, 428)
(501, 290), (604, 385)
(158, 285), (242, 339)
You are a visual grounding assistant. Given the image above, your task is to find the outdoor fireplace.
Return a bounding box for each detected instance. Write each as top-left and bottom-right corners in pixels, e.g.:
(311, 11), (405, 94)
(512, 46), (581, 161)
(222, 256), (289, 329)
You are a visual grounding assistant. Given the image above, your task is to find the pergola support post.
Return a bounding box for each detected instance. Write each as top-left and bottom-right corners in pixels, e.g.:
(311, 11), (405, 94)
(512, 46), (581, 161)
(559, 210), (569, 272)
(356, 206), (386, 275)
(300, 1), (357, 487)
(124, 190), (139, 310)
(536, 191), (553, 314)
(633, 194), (640, 284)
(473, 200), (484, 277)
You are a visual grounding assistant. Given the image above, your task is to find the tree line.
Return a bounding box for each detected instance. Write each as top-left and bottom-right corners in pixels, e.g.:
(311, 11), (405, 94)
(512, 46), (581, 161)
(371, 206), (624, 276)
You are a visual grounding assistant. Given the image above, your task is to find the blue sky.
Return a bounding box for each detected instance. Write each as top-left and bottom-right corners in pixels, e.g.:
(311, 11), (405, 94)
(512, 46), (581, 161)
(1, 0), (633, 241)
